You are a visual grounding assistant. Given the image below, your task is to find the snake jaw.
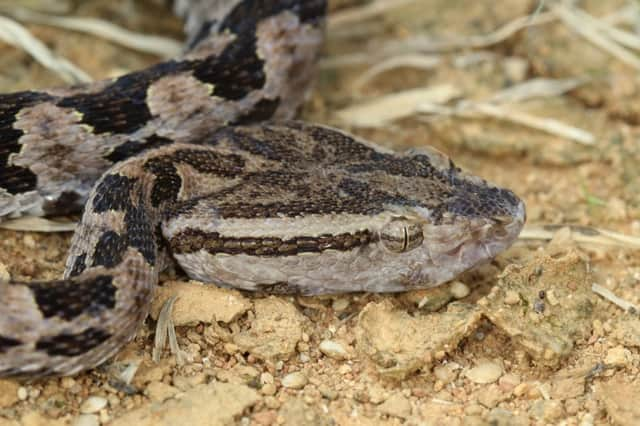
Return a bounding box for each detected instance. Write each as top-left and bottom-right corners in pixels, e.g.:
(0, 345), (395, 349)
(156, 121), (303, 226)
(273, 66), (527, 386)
(402, 194), (525, 288)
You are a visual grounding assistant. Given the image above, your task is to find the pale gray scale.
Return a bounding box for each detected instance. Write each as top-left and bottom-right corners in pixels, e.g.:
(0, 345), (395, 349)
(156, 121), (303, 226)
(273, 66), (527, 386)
(166, 200), (525, 295)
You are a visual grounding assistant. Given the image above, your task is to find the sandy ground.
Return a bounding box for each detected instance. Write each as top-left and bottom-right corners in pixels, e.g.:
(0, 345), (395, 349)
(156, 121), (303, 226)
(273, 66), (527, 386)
(0, 0), (639, 425)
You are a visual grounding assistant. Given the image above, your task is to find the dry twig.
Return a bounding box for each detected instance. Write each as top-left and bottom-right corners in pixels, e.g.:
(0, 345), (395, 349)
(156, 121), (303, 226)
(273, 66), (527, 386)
(592, 284), (639, 313)
(9, 8), (182, 57)
(0, 14), (91, 83)
(519, 225), (640, 250)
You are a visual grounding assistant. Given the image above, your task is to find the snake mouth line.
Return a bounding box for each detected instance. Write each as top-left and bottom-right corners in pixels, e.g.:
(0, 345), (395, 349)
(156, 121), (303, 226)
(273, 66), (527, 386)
(427, 200), (526, 268)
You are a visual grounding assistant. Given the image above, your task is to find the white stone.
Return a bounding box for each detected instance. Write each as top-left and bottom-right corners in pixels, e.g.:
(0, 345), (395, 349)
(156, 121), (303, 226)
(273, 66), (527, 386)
(80, 396), (108, 414)
(319, 340), (349, 360)
(281, 372), (307, 389)
(450, 281), (470, 299)
(465, 361), (503, 384)
(73, 414), (100, 426)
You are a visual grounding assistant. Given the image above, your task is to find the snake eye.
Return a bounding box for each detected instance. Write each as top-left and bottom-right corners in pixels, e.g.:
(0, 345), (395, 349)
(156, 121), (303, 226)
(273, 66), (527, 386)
(380, 218), (424, 253)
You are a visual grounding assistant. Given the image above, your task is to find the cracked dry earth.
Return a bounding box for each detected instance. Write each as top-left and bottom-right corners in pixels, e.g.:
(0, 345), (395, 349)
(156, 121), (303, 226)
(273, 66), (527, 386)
(1, 0), (640, 425)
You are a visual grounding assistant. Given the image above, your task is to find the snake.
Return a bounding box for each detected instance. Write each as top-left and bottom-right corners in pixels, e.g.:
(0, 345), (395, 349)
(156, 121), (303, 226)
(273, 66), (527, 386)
(0, 0), (526, 378)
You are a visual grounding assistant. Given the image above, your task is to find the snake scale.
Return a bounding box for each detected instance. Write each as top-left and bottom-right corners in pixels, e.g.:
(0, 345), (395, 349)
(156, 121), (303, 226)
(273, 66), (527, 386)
(0, 0), (525, 377)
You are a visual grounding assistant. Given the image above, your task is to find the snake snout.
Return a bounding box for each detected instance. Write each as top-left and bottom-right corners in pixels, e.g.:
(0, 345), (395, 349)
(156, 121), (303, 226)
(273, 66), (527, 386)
(482, 198), (526, 257)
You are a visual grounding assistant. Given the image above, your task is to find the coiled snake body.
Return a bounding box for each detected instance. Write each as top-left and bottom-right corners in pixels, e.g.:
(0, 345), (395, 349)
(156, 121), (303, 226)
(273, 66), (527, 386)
(0, 0), (525, 377)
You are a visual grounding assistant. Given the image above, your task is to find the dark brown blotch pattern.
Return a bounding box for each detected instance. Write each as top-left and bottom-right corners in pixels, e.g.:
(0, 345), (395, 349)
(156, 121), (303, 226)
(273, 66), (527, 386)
(0, 91), (55, 194)
(231, 97), (280, 125)
(27, 275), (116, 321)
(57, 60), (191, 135)
(93, 231), (129, 268)
(35, 327), (111, 357)
(92, 206), (156, 268)
(0, 335), (21, 353)
(194, 33), (265, 100)
(105, 134), (174, 163)
(144, 148), (245, 207)
(170, 228), (374, 256)
(92, 174), (137, 213)
(68, 253), (87, 278)
(220, 0), (327, 34)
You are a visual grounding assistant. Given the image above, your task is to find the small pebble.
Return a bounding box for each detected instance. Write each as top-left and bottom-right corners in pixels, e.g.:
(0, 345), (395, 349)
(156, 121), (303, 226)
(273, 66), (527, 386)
(477, 384), (504, 408)
(337, 364), (352, 375)
(504, 290), (520, 305)
(546, 289), (559, 306)
(253, 410), (277, 426)
(0, 380), (20, 408)
(61, 377), (76, 389)
(465, 361), (503, 384)
(261, 383), (276, 396)
(260, 372), (274, 385)
(433, 362), (459, 384)
(264, 396), (280, 409)
(22, 235), (36, 249)
(0, 263), (10, 283)
(281, 372), (307, 389)
(332, 298), (350, 311)
(299, 353), (311, 363)
(145, 382), (179, 402)
(368, 386), (387, 404)
(79, 396), (108, 414)
(488, 408), (517, 425)
(319, 385), (338, 400)
(513, 382), (529, 397)
(450, 281), (470, 299)
(378, 393), (411, 419)
(498, 373), (521, 391)
(465, 403), (484, 416)
(528, 399), (565, 422)
(73, 414), (99, 426)
(319, 340), (349, 360)
(605, 346), (632, 367)
(580, 413), (595, 426)
(17, 387), (28, 401)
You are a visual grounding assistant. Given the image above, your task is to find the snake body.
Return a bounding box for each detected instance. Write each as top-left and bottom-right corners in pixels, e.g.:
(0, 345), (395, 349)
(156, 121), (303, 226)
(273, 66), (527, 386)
(0, 0), (525, 377)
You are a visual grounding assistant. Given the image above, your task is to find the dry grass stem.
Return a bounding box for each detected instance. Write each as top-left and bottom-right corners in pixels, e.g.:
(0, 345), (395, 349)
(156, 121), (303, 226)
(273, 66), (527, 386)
(9, 7), (182, 57)
(417, 98), (595, 146)
(519, 225), (640, 250)
(328, 0), (420, 29)
(464, 103), (596, 146)
(153, 296), (187, 365)
(487, 77), (587, 103)
(592, 283), (639, 313)
(553, 4), (640, 70)
(377, 11), (556, 54)
(570, 5), (640, 52)
(352, 53), (441, 91)
(0, 14), (91, 83)
(0, 0), (71, 14)
(335, 84), (462, 127)
(0, 217), (77, 232)
(325, 9), (556, 68)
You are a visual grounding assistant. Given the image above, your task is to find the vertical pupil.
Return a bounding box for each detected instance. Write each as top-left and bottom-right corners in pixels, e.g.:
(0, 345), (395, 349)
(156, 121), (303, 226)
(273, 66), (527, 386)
(402, 226), (408, 252)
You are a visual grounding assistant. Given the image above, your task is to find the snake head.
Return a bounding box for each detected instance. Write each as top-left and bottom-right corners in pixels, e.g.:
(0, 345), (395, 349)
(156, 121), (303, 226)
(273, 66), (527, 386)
(372, 145), (526, 289)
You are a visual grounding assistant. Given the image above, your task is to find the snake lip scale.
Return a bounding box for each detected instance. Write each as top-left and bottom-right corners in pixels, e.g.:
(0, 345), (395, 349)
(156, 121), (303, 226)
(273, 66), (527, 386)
(0, 0), (526, 378)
